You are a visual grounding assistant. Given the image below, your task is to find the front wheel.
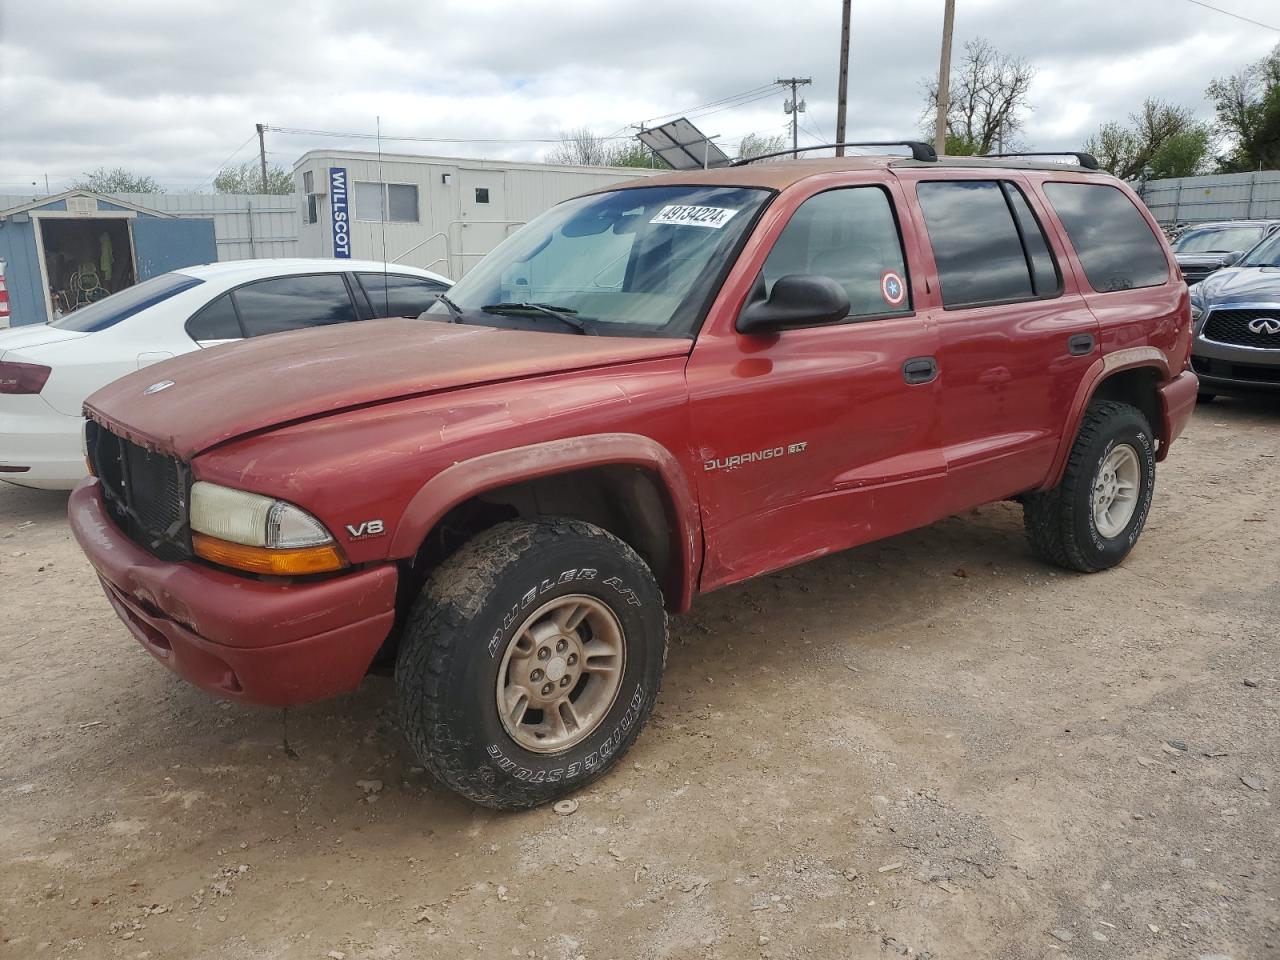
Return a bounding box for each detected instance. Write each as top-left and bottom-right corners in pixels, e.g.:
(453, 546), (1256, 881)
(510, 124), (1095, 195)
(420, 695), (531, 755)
(396, 518), (667, 809)
(1023, 400), (1156, 573)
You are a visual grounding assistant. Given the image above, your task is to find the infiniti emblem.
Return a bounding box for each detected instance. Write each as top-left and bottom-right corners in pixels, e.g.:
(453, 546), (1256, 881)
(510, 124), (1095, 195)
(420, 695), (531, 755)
(144, 379), (175, 395)
(1247, 317), (1280, 335)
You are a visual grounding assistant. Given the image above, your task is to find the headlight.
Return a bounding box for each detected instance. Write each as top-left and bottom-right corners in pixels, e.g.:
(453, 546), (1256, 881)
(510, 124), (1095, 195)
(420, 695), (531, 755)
(189, 481), (346, 575)
(1190, 302), (1202, 322)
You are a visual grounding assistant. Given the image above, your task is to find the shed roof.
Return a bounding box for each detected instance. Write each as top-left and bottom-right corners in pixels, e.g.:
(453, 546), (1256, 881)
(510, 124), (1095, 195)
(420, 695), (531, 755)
(0, 189), (175, 219)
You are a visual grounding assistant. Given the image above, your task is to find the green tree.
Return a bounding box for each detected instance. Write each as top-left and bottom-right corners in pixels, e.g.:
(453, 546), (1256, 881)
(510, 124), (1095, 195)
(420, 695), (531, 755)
(1082, 99), (1211, 180)
(73, 167), (164, 194)
(213, 160), (295, 195)
(1207, 42), (1280, 172)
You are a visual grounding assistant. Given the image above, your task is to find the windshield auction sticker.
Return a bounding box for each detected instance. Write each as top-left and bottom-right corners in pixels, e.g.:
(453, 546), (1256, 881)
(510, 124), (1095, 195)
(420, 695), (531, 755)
(650, 205), (739, 228)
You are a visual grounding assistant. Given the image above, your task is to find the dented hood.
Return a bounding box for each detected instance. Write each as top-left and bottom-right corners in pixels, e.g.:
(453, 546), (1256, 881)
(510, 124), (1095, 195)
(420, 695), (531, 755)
(85, 318), (691, 459)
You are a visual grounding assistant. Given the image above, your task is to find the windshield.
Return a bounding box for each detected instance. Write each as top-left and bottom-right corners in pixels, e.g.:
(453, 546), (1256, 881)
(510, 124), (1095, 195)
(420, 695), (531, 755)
(1174, 224), (1266, 255)
(1240, 230), (1280, 267)
(49, 272), (203, 332)
(428, 185), (771, 337)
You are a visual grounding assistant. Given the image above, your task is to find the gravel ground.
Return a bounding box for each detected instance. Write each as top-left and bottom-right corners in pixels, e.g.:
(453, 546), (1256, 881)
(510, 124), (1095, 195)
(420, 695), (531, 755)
(1, 398), (1277, 960)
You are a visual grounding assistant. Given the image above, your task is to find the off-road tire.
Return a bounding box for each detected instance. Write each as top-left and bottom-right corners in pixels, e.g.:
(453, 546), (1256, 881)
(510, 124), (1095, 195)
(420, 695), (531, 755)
(395, 517), (667, 809)
(1023, 400), (1156, 573)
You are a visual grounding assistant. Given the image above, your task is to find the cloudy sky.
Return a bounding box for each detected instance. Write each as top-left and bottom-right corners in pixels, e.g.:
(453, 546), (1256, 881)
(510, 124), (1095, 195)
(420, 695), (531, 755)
(1, 0), (1277, 193)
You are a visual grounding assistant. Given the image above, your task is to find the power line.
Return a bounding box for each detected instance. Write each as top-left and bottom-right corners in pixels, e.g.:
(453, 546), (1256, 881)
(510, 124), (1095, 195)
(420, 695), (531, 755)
(1181, 0), (1280, 32)
(197, 132), (259, 188)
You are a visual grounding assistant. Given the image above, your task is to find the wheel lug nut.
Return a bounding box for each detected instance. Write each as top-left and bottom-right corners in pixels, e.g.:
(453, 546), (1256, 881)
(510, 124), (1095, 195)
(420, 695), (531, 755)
(566, 653), (578, 666)
(555, 639), (568, 653)
(537, 647), (551, 661)
(530, 669), (544, 682)
(559, 676), (571, 687)
(541, 683), (554, 696)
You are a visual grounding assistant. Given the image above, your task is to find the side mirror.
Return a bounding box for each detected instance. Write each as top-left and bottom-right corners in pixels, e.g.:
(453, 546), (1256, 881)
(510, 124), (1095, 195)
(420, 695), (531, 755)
(736, 275), (851, 335)
(1219, 251), (1242, 266)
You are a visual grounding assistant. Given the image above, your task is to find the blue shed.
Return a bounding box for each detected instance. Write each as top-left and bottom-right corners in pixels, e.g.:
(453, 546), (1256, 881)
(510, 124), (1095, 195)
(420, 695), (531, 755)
(0, 190), (217, 327)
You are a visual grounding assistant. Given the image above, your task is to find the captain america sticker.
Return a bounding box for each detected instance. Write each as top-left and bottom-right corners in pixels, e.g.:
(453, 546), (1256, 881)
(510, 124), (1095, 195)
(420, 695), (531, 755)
(881, 269), (907, 307)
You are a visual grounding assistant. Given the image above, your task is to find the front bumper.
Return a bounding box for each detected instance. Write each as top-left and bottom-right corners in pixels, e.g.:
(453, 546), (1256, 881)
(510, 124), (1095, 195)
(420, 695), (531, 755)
(68, 480), (398, 707)
(1191, 335), (1280, 395)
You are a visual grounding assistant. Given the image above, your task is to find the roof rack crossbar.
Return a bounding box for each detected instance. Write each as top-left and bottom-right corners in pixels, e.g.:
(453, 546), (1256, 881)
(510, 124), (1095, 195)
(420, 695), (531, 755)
(731, 141), (938, 166)
(982, 151), (1100, 170)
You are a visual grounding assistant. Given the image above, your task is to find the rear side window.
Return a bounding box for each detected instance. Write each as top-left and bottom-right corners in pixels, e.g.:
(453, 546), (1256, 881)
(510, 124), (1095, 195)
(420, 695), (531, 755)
(186, 293), (242, 341)
(48, 273), (203, 332)
(233, 274), (358, 337)
(357, 272), (450, 318)
(917, 180), (1059, 308)
(761, 186), (911, 320)
(1043, 182), (1168, 292)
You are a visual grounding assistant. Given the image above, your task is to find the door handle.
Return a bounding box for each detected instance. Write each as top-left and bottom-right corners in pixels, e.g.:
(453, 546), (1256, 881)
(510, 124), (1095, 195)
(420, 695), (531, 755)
(1068, 333), (1095, 356)
(902, 356), (938, 385)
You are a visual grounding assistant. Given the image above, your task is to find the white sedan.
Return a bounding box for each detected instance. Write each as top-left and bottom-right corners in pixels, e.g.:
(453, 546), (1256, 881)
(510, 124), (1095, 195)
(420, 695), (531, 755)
(0, 258), (451, 490)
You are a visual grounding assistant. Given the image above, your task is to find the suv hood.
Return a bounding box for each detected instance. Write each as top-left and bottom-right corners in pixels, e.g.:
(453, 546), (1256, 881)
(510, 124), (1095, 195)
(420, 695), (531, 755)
(85, 318), (692, 459)
(1194, 266), (1280, 305)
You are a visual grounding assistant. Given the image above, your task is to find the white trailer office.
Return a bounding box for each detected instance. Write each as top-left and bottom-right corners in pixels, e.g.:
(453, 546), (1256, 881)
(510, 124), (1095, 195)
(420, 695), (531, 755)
(293, 150), (659, 280)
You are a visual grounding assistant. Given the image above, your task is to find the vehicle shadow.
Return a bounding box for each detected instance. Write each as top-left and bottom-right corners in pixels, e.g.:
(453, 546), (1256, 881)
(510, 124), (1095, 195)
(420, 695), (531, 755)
(0, 482), (71, 525)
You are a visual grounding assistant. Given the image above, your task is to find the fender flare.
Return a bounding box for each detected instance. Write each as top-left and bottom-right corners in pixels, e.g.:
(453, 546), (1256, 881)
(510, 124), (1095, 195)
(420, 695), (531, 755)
(1043, 348), (1171, 489)
(388, 433), (701, 612)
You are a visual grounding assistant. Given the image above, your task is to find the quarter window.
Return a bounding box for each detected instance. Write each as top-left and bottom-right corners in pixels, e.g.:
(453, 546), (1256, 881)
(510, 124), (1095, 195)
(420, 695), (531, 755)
(357, 273), (450, 318)
(917, 180), (1059, 308)
(761, 186), (911, 320)
(232, 274), (358, 337)
(186, 293), (242, 341)
(1043, 182), (1168, 292)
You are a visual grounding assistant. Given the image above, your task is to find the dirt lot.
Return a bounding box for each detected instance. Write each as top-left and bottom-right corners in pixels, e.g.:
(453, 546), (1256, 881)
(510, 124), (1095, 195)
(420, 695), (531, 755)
(1, 399), (1276, 960)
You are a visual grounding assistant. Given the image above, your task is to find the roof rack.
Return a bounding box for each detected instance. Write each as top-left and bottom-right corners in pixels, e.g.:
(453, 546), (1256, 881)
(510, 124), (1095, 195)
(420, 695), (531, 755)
(731, 141), (938, 166)
(983, 151), (1100, 170)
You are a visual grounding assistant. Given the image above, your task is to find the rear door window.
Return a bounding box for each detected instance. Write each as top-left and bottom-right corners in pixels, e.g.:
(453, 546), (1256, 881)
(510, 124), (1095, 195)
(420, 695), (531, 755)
(917, 180), (1060, 308)
(761, 186), (911, 320)
(185, 293), (242, 341)
(232, 274), (359, 337)
(1043, 182), (1169, 292)
(357, 272), (450, 318)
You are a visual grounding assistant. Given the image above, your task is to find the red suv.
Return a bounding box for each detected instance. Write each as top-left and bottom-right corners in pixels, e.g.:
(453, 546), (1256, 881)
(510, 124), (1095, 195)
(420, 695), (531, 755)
(70, 145), (1198, 808)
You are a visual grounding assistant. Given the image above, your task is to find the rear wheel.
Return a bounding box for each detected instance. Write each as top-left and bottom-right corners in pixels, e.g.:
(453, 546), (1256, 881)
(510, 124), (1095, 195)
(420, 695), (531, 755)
(395, 518), (667, 809)
(1023, 400), (1156, 573)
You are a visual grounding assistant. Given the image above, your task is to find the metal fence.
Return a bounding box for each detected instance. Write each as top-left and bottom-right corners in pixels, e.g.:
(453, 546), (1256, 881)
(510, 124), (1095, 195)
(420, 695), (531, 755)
(1140, 171), (1280, 225)
(0, 192), (300, 261)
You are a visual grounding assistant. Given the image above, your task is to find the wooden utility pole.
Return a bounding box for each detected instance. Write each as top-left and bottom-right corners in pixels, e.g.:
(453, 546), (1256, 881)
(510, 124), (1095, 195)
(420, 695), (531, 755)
(934, 0), (956, 157)
(256, 123), (269, 193)
(776, 77), (812, 159)
(835, 0), (851, 157)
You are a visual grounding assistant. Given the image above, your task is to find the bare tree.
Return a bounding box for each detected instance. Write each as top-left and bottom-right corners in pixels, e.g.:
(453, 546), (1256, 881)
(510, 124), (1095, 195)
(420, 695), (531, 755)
(73, 167), (164, 194)
(1082, 99), (1212, 180)
(921, 38), (1035, 155)
(546, 129), (665, 168)
(736, 132), (788, 160)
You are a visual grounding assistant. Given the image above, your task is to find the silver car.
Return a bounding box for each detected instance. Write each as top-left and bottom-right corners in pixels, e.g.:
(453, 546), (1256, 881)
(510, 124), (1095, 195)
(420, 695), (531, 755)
(1189, 229), (1280, 399)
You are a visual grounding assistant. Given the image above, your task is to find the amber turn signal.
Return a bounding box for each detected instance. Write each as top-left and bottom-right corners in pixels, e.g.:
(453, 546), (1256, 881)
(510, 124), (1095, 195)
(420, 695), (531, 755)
(192, 532), (347, 576)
